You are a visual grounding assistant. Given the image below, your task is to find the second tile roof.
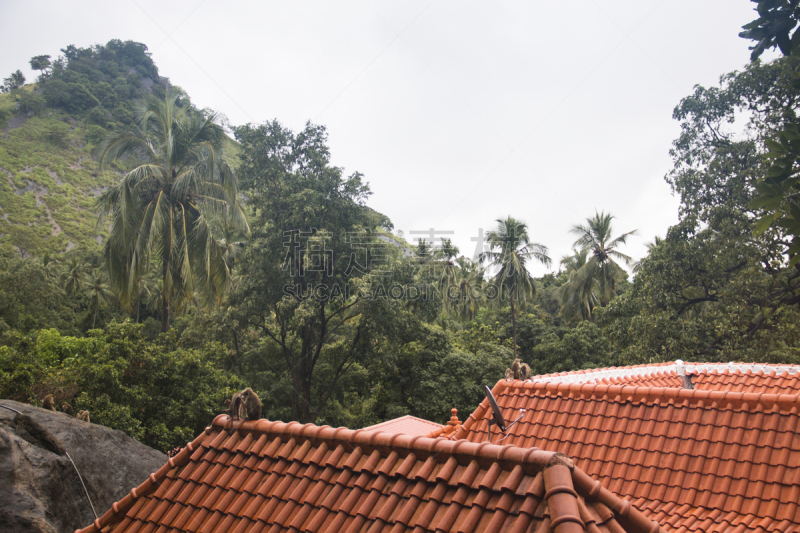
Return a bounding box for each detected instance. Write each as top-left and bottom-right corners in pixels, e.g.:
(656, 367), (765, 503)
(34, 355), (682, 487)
(445, 376), (800, 533)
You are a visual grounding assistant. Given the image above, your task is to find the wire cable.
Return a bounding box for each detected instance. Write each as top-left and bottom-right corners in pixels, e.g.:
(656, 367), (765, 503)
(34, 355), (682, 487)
(66, 451), (99, 520)
(0, 403), (98, 520)
(0, 403), (22, 415)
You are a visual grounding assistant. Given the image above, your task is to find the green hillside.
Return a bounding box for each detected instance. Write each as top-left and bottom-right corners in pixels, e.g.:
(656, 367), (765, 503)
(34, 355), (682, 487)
(0, 94), (116, 258)
(0, 39), (227, 259)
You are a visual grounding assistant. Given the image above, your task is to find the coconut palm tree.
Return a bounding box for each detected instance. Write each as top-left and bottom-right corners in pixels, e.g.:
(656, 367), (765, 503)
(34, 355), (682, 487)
(41, 253), (61, 281)
(147, 281), (165, 318)
(479, 216), (551, 359)
(452, 257), (486, 322)
(132, 275), (153, 323)
(87, 273), (112, 329)
(436, 239), (460, 311)
(632, 235), (664, 273)
(559, 211), (636, 320)
(63, 258), (86, 322)
(97, 86), (249, 332)
(556, 248), (598, 322)
(414, 239), (433, 263)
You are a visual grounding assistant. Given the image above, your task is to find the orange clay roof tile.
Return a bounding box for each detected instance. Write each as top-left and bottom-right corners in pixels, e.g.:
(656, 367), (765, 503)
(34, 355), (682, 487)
(76, 416), (662, 533)
(441, 367), (800, 533)
(362, 414), (446, 438)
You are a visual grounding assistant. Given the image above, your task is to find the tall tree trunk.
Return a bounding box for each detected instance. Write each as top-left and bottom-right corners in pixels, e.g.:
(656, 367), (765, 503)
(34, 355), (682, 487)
(92, 305), (97, 329)
(301, 381), (312, 423)
(162, 231), (172, 332)
(136, 299), (140, 323)
(231, 327), (242, 375)
(161, 297), (170, 332)
(299, 324), (312, 423)
(510, 296), (518, 359)
(290, 373), (300, 421)
(161, 270), (170, 332)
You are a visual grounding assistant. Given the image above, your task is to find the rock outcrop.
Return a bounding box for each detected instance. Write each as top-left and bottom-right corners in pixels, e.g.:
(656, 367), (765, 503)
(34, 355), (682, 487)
(0, 400), (166, 533)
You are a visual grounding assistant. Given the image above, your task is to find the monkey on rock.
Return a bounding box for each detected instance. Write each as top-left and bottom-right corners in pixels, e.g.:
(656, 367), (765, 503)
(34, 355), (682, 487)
(42, 394), (55, 410)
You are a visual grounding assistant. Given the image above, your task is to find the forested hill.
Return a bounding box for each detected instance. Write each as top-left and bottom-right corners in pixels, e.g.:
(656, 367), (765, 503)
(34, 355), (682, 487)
(0, 40), (219, 258)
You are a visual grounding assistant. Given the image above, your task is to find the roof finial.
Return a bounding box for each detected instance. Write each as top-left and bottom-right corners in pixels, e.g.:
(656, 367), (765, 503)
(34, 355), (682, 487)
(447, 408), (460, 427)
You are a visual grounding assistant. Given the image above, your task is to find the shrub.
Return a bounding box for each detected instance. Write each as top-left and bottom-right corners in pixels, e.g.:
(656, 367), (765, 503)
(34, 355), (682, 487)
(85, 124), (107, 145)
(15, 90), (45, 116)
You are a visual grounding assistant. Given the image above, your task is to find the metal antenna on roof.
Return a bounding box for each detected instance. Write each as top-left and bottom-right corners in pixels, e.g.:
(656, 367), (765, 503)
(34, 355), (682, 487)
(483, 386), (525, 443)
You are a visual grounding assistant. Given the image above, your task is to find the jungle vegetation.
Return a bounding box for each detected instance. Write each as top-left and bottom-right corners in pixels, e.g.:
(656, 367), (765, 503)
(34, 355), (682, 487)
(4, 11), (800, 453)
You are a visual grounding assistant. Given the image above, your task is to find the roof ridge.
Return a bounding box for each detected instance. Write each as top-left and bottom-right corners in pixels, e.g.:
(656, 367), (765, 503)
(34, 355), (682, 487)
(531, 361), (800, 384)
(531, 362), (675, 383)
(214, 415), (559, 471)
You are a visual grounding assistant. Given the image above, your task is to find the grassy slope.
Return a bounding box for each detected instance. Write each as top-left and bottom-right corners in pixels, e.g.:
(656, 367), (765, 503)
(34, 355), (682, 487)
(0, 89), (243, 260)
(0, 89), (120, 258)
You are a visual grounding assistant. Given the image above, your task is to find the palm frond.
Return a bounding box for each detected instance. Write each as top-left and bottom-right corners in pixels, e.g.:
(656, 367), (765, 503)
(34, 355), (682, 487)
(97, 86), (247, 329)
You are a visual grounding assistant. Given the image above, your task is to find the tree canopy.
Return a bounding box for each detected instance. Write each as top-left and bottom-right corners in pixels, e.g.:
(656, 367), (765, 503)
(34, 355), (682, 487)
(97, 87), (249, 332)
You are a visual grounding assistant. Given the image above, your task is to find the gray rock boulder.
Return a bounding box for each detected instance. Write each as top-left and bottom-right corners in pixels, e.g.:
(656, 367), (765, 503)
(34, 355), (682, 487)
(0, 400), (166, 533)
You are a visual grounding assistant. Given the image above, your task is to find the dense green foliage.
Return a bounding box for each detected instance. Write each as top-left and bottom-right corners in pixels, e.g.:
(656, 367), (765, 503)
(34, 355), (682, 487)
(740, 1), (800, 264)
(1, 70), (25, 93)
(6, 20), (800, 453)
(740, 0), (800, 60)
(0, 322), (242, 451)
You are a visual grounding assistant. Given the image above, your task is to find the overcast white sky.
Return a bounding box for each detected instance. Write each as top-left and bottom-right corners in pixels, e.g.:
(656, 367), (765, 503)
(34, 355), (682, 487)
(0, 1), (774, 275)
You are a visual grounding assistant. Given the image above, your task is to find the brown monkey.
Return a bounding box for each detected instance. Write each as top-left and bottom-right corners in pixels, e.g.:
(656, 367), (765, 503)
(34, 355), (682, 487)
(504, 368), (514, 380)
(520, 362), (531, 381)
(166, 445), (184, 458)
(61, 402), (73, 416)
(229, 392), (243, 420)
(225, 393), (243, 433)
(240, 388), (261, 421)
(42, 394), (55, 411)
(77, 410), (90, 423)
(511, 359), (521, 379)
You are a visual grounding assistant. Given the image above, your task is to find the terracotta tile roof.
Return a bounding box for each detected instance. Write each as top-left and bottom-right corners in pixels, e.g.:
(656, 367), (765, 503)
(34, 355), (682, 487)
(75, 415), (663, 533)
(531, 362), (800, 396)
(691, 368), (800, 395)
(443, 378), (800, 533)
(362, 415), (445, 437)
